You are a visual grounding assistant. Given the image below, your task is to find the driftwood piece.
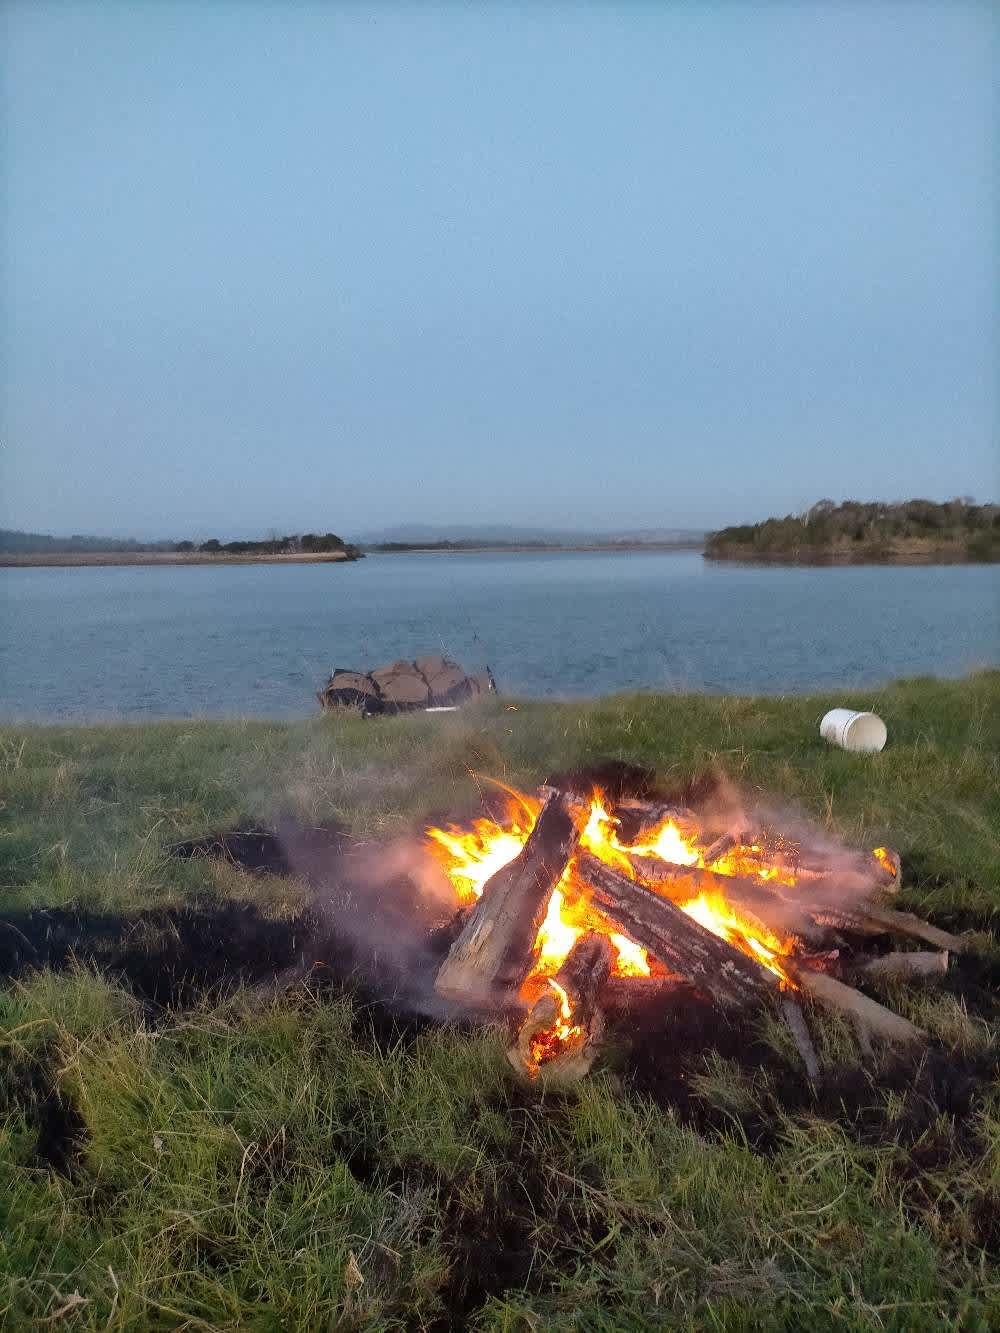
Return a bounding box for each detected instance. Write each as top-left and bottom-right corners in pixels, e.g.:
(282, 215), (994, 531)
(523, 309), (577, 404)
(509, 932), (613, 1079)
(575, 852), (779, 1008)
(787, 963), (923, 1043)
(853, 951), (949, 981)
(782, 997), (820, 1085)
(435, 794), (578, 1004)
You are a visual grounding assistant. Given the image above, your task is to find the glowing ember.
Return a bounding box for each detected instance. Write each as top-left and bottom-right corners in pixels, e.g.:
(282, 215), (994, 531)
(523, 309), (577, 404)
(526, 979), (586, 1073)
(873, 845), (898, 877)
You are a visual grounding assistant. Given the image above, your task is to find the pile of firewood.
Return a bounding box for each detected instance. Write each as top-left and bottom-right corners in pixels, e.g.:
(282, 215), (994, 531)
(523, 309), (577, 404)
(431, 788), (966, 1081)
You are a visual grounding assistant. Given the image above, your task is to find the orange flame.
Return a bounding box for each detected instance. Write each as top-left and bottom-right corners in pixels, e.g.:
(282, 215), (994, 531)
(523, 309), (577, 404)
(426, 786), (803, 993)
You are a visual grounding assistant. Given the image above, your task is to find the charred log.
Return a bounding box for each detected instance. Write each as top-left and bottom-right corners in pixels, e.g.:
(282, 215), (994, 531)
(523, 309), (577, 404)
(575, 852), (779, 1008)
(434, 794), (578, 1005)
(599, 975), (685, 1019)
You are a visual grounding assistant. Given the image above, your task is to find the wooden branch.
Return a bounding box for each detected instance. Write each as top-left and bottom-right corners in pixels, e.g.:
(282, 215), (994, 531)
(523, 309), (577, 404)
(575, 851), (779, 1008)
(786, 963), (923, 1043)
(805, 903), (965, 954)
(781, 998), (820, 1085)
(434, 793), (578, 1004)
(857, 906), (966, 954)
(852, 951), (949, 981)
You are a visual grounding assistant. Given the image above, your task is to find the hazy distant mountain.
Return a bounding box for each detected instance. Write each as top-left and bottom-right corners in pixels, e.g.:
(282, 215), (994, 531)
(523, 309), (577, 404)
(357, 524), (705, 546)
(0, 528), (164, 554)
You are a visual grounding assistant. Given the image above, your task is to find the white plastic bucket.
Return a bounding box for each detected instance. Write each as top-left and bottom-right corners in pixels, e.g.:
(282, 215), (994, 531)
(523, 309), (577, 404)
(820, 709), (887, 753)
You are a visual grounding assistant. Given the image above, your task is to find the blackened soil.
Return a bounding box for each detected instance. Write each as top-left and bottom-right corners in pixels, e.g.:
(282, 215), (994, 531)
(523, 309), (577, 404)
(0, 902), (317, 1009)
(0, 1051), (86, 1175)
(610, 985), (807, 1150)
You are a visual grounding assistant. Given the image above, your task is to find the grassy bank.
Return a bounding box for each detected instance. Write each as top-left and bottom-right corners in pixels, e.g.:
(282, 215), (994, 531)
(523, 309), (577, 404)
(2, 674), (998, 1328)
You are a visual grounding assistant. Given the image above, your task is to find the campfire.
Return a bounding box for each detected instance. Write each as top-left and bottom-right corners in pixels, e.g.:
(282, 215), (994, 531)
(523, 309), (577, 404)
(425, 780), (964, 1081)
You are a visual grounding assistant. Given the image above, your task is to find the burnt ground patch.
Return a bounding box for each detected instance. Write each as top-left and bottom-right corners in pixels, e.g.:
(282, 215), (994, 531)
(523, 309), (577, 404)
(1, 815), (464, 1025)
(0, 902), (317, 1009)
(0, 1047), (86, 1175)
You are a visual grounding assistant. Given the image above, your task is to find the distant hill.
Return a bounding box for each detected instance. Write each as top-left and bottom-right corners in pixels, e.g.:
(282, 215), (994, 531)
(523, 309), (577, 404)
(0, 529), (167, 554)
(358, 524), (705, 548)
(705, 499), (999, 565)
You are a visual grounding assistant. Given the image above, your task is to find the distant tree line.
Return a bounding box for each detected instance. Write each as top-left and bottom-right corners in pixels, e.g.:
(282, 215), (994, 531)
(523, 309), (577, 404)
(182, 533), (361, 558)
(0, 529), (361, 558)
(706, 499), (999, 563)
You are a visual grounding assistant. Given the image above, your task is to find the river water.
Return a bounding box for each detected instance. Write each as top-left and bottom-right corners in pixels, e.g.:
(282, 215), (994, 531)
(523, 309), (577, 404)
(1, 552), (996, 720)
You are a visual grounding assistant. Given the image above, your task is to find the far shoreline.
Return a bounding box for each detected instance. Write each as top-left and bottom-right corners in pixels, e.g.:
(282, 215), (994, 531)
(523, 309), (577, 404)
(2, 543), (705, 567)
(0, 550), (356, 568)
(364, 541), (705, 555)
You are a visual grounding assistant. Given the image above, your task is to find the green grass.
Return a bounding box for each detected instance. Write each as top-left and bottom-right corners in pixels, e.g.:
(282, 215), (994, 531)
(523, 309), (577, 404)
(1, 673), (999, 1328)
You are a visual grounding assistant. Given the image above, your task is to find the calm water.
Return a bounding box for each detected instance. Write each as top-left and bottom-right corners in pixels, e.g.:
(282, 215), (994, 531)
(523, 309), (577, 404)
(1, 552), (996, 720)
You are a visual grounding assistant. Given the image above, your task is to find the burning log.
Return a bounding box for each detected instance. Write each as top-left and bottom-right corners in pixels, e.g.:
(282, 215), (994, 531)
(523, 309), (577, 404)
(625, 855), (826, 947)
(434, 793), (578, 1005)
(575, 852), (780, 1008)
(785, 962), (923, 1043)
(871, 847), (901, 892)
(614, 796), (699, 823)
(853, 950), (949, 981)
(791, 845), (900, 892)
(508, 931), (613, 1080)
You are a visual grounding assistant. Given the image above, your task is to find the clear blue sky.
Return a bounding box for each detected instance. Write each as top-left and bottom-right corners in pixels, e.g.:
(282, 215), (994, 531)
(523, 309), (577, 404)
(2, 1), (996, 539)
